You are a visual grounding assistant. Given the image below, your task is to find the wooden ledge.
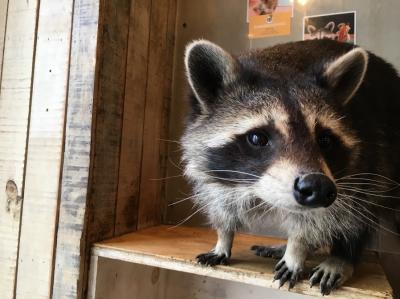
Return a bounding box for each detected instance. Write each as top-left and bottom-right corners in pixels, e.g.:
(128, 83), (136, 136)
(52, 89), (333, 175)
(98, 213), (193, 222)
(90, 225), (392, 298)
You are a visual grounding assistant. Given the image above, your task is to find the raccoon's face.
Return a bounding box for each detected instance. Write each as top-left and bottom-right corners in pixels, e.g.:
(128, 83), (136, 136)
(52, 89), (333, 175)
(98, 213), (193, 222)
(307, 22), (336, 40)
(182, 40), (368, 212)
(259, 0), (278, 14)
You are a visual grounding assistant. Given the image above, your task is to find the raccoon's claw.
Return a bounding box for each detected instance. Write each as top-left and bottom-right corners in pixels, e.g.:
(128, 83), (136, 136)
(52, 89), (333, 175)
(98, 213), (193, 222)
(251, 244), (286, 259)
(273, 260), (302, 290)
(310, 268), (341, 295)
(309, 257), (353, 295)
(196, 252), (229, 266)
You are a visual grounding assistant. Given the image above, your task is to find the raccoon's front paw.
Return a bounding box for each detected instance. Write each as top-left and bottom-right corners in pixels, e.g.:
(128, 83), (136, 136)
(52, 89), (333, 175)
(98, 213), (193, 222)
(310, 257), (354, 295)
(196, 252), (229, 266)
(251, 244), (286, 259)
(273, 258), (303, 289)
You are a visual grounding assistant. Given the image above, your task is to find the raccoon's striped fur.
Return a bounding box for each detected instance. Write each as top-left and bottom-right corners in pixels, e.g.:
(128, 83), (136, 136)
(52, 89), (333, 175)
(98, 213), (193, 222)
(181, 39), (400, 295)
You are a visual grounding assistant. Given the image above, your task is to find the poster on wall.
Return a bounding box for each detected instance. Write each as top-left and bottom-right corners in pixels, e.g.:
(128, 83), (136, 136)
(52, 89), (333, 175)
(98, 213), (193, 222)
(303, 11), (356, 44)
(248, 0), (293, 39)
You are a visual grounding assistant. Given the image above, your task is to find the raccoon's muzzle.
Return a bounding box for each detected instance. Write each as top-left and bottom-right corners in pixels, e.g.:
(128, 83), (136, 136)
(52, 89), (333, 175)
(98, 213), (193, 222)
(293, 174), (337, 208)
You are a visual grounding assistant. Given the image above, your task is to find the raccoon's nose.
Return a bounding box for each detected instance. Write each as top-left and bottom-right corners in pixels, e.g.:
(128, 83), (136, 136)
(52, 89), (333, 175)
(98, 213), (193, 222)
(293, 174), (337, 208)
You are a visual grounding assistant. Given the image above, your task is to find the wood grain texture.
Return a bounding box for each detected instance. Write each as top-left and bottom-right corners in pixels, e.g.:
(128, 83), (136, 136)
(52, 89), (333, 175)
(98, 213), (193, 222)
(114, 0), (152, 237)
(0, 0), (8, 82)
(0, 1), (39, 298)
(51, 1), (100, 298)
(92, 225), (393, 299)
(15, 1), (74, 298)
(86, 0), (131, 243)
(137, 0), (177, 230)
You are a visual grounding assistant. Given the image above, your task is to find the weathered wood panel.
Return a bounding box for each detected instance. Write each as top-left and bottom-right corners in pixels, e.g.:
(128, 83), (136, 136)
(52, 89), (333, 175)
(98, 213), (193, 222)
(51, 0), (100, 298)
(137, 0), (177, 229)
(114, 0), (152, 236)
(15, 1), (74, 298)
(0, 1), (39, 298)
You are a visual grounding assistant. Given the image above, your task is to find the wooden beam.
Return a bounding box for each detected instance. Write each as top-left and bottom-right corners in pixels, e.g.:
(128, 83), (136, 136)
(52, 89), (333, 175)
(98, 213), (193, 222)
(15, 0), (74, 297)
(0, 1), (39, 298)
(51, 0), (100, 298)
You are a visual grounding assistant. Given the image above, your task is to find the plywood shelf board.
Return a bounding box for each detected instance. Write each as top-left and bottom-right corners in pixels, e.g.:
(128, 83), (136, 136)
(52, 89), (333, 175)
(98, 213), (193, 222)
(92, 225), (393, 299)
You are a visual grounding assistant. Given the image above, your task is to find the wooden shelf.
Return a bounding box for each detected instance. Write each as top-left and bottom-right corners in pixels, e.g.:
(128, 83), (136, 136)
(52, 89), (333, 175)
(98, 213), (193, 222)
(89, 225), (393, 298)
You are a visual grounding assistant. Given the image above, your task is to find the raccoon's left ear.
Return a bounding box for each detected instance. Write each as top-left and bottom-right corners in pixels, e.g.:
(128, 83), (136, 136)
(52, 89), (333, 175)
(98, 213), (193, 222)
(184, 40), (238, 113)
(322, 47), (369, 106)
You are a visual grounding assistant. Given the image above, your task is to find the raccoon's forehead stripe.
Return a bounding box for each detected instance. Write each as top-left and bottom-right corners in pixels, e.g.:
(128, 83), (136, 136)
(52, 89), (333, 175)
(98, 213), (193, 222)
(203, 109), (289, 148)
(302, 107), (359, 148)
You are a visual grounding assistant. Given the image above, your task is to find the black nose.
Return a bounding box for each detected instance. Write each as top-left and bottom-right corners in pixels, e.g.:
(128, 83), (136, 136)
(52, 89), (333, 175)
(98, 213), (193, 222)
(293, 174), (337, 208)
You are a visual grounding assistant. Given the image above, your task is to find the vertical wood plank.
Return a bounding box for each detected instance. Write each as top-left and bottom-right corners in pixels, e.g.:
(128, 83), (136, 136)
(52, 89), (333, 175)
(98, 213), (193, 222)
(0, 0), (9, 82)
(115, 0), (152, 236)
(137, 0), (177, 229)
(0, 1), (39, 298)
(78, 1), (132, 296)
(51, 0), (100, 298)
(86, 0), (131, 243)
(15, 1), (74, 298)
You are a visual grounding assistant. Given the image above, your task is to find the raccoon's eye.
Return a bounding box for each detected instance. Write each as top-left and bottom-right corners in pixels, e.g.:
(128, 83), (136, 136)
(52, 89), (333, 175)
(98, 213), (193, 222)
(247, 132), (269, 147)
(318, 132), (334, 149)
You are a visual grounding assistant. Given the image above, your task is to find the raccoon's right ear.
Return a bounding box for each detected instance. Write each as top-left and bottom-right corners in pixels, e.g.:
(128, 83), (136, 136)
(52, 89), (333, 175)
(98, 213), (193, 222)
(184, 40), (238, 113)
(322, 47), (369, 106)
(325, 21), (335, 32)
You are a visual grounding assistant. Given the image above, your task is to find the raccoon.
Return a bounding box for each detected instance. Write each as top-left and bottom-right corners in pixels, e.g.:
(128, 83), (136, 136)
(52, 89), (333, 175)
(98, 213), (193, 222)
(253, 0), (278, 16)
(181, 39), (400, 295)
(307, 21), (337, 40)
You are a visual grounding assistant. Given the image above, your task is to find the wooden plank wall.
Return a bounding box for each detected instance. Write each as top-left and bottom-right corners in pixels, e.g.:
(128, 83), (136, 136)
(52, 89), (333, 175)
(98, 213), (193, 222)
(115, 0), (178, 235)
(86, 0), (131, 246)
(114, 0), (151, 237)
(0, 0), (176, 297)
(15, 0), (75, 298)
(114, 0), (178, 234)
(52, 0), (101, 298)
(83, 0), (177, 295)
(86, 0), (177, 247)
(0, 1), (39, 298)
(136, 0), (177, 230)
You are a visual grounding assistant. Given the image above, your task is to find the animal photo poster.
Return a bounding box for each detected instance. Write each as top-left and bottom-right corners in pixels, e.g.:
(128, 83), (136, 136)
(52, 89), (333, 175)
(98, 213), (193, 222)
(248, 0), (293, 38)
(303, 11), (356, 44)
(247, 0), (293, 22)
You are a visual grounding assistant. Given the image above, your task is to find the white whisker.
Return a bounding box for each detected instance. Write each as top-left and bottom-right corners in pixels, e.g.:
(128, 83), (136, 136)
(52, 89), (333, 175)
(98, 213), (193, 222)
(338, 193), (400, 212)
(336, 173), (399, 185)
(338, 187), (400, 199)
(337, 199), (400, 237)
